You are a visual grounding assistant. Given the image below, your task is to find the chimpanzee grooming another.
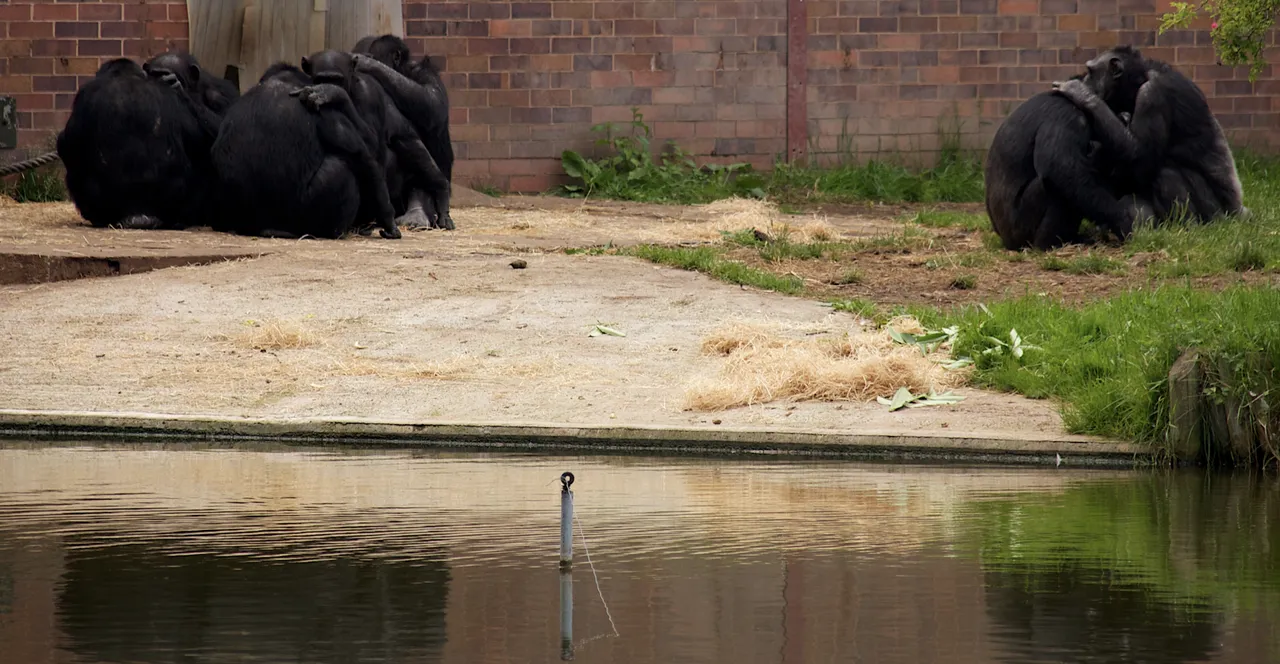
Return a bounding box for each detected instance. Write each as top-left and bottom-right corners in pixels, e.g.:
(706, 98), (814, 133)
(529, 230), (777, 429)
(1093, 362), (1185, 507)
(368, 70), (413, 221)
(1053, 46), (1246, 224)
(302, 49), (451, 233)
(209, 63), (400, 239)
(984, 75), (1147, 250)
(352, 34), (455, 230)
(56, 58), (220, 230)
(144, 51), (240, 117)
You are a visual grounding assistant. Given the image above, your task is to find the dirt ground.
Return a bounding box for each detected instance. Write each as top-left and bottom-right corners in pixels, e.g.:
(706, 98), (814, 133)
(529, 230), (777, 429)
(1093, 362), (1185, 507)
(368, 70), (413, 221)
(0, 190), (1119, 440)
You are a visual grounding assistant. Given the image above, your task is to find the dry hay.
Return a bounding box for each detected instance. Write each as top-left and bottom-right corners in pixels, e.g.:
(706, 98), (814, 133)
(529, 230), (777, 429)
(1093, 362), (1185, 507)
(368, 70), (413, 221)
(685, 318), (967, 411)
(220, 319), (321, 351)
(687, 198), (841, 244)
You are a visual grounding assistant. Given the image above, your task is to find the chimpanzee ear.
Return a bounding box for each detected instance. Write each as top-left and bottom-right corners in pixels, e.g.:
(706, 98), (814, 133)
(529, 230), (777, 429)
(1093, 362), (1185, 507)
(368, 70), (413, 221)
(1108, 57), (1123, 79)
(301, 56), (313, 75)
(392, 50), (403, 69)
(142, 61), (153, 75)
(187, 63), (201, 85)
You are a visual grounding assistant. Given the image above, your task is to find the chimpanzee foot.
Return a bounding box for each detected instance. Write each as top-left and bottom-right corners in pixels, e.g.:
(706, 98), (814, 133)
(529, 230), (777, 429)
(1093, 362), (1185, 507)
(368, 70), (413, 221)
(259, 228), (301, 239)
(431, 212), (455, 231)
(290, 84), (344, 111)
(118, 215), (165, 230)
(397, 207), (433, 230)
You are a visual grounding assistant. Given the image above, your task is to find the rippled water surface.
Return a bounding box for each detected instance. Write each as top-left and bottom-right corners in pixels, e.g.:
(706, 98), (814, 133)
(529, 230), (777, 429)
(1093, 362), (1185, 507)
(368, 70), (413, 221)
(1, 442), (1278, 664)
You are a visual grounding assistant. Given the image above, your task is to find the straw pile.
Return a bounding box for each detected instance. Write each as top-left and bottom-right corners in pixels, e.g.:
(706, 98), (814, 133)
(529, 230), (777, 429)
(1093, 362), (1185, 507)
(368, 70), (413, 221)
(684, 317), (967, 411)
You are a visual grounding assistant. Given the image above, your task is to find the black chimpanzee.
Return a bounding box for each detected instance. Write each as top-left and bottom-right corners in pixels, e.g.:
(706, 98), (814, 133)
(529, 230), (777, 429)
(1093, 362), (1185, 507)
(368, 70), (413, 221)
(984, 76), (1147, 251)
(209, 63), (400, 239)
(1052, 45), (1247, 224)
(352, 34), (455, 231)
(56, 58), (220, 230)
(302, 49), (451, 233)
(144, 51), (240, 117)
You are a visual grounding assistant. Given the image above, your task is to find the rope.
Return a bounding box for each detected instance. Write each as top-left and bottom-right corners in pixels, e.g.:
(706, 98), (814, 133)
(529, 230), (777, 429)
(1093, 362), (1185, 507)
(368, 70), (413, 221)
(575, 514), (620, 641)
(0, 152), (61, 177)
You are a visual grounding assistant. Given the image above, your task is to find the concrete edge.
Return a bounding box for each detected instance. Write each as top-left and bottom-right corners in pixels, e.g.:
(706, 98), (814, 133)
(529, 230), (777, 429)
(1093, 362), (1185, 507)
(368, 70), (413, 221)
(0, 409), (1153, 468)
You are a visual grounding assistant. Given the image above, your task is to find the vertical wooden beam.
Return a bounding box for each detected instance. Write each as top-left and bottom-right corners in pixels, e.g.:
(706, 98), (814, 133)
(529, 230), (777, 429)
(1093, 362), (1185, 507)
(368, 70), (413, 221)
(786, 0), (808, 164)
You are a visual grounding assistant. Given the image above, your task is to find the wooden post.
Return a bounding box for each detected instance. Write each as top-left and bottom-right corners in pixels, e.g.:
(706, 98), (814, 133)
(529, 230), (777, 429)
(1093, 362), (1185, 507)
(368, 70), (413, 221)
(785, 0), (808, 164)
(187, 0), (248, 88)
(325, 0), (404, 53)
(1166, 350), (1203, 465)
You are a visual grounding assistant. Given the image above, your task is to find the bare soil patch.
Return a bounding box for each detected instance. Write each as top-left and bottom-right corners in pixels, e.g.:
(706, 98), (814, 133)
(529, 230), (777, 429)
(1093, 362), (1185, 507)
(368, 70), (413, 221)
(0, 192), (1089, 442)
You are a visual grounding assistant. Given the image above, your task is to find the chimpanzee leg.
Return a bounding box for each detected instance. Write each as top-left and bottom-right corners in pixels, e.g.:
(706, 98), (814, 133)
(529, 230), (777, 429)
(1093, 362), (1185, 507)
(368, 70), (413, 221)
(315, 112), (400, 239)
(388, 131), (453, 231)
(1033, 198), (1085, 251)
(1150, 167), (1199, 224)
(295, 155), (362, 239)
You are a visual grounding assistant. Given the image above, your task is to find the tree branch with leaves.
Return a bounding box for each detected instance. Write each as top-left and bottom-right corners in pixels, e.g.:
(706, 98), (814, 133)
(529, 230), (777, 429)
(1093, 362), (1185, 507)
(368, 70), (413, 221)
(1162, 0), (1280, 79)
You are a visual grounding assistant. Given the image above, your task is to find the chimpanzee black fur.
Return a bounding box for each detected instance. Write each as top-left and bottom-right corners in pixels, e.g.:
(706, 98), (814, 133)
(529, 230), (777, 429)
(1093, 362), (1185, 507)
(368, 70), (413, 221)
(144, 51), (240, 117)
(302, 49), (450, 233)
(985, 78), (1145, 251)
(1053, 45), (1246, 224)
(56, 58), (220, 230)
(353, 34), (455, 230)
(209, 63), (400, 239)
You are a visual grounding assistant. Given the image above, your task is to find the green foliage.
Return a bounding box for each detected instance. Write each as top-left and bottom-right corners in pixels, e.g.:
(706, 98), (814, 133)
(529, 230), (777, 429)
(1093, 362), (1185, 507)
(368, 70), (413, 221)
(950, 274), (978, 290)
(938, 286), (1280, 445)
(559, 108), (766, 204)
(768, 148), (985, 205)
(1162, 0), (1280, 80)
(1037, 252), (1127, 275)
(4, 166), (66, 202)
(624, 245), (805, 294)
(833, 269), (865, 285)
(831, 298), (885, 323)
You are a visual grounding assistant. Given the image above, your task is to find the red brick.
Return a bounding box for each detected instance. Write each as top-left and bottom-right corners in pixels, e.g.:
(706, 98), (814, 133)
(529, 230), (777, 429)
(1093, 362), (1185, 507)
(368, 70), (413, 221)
(79, 5), (123, 21)
(9, 22), (53, 39)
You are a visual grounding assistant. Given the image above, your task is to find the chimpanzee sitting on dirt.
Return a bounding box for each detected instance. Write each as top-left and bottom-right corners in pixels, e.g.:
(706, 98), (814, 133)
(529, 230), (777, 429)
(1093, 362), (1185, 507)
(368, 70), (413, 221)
(301, 49), (450, 234)
(353, 34), (455, 231)
(209, 63), (400, 239)
(144, 51), (240, 117)
(56, 58), (221, 230)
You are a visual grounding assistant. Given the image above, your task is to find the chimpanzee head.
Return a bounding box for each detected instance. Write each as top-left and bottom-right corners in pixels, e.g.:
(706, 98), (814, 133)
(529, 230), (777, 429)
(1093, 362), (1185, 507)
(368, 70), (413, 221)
(1080, 45), (1149, 116)
(261, 62), (311, 89)
(367, 35), (414, 75)
(301, 50), (356, 90)
(143, 52), (202, 91)
(97, 58), (146, 80)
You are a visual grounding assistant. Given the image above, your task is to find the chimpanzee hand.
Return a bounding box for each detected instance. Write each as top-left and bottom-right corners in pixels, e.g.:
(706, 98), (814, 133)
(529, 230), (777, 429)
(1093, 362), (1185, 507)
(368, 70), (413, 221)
(156, 72), (183, 91)
(290, 84), (343, 111)
(379, 225), (402, 239)
(351, 53), (373, 72)
(1118, 111), (1132, 126)
(1051, 78), (1098, 108)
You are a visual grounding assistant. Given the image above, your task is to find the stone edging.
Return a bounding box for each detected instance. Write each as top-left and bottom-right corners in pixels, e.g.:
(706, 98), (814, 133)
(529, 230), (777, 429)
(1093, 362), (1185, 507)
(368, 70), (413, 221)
(0, 409), (1151, 467)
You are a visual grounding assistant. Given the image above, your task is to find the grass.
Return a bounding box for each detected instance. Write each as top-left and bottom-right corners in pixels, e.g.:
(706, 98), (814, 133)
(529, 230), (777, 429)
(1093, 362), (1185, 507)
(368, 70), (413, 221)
(766, 150), (985, 205)
(623, 245), (805, 294)
(914, 285), (1280, 449)
(3, 166), (66, 203)
(905, 208), (990, 232)
(1037, 252), (1127, 275)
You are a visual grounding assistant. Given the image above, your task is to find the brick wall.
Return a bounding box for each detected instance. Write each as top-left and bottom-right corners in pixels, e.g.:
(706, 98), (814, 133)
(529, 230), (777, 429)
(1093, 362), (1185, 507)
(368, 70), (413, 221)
(0, 1), (189, 150)
(1, 0), (1275, 192)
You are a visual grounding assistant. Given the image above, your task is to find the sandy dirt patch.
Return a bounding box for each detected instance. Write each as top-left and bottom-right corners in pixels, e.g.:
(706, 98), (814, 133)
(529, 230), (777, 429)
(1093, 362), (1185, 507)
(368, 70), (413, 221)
(0, 194), (1076, 439)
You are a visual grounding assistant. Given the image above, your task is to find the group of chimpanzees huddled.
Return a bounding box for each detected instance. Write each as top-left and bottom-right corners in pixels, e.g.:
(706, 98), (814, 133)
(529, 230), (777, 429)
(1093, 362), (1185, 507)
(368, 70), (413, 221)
(986, 45), (1247, 251)
(55, 34), (451, 240)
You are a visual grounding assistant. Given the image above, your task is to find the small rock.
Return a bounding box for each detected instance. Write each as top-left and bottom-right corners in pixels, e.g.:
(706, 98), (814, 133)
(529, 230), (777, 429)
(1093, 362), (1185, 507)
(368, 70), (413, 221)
(712, 419), (722, 425)
(510, 259), (528, 269)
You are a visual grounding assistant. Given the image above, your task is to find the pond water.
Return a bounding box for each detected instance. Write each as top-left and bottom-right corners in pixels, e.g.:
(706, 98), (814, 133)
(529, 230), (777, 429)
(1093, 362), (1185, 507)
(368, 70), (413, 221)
(0, 442), (1277, 664)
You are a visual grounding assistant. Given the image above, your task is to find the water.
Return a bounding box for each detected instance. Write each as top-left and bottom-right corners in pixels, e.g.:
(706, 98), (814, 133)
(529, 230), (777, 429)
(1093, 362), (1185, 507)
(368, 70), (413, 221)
(0, 442), (1277, 664)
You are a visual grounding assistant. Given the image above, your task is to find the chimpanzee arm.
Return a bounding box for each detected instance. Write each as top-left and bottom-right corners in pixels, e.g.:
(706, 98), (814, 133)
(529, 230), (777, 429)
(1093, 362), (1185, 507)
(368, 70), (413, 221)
(351, 54), (444, 136)
(293, 84), (401, 239)
(1053, 77), (1169, 186)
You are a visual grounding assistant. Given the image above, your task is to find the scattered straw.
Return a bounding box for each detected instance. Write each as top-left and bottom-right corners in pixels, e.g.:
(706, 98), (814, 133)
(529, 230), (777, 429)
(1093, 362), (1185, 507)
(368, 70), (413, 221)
(686, 199), (842, 244)
(685, 320), (967, 411)
(223, 319), (320, 351)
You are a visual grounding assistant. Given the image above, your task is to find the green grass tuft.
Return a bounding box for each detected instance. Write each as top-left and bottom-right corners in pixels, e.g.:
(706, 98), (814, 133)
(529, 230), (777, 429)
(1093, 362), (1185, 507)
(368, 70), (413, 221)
(925, 286), (1280, 446)
(624, 245), (805, 294)
(950, 274), (978, 290)
(1038, 252), (1127, 275)
(4, 166), (66, 202)
(906, 208), (990, 232)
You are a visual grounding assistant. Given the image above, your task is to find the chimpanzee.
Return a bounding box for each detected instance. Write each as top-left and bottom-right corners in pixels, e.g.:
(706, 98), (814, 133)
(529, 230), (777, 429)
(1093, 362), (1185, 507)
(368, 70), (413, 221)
(302, 49), (451, 233)
(209, 63), (400, 239)
(56, 58), (220, 230)
(984, 76), (1147, 250)
(144, 51), (240, 117)
(352, 34), (455, 231)
(1052, 46), (1247, 224)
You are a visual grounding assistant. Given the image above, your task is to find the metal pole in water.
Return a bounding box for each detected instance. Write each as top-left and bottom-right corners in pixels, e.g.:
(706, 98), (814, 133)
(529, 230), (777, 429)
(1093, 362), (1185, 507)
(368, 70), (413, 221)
(560, 564), (574, 661)
(559, 471), (574, 569)
(559, 471), (576, 661)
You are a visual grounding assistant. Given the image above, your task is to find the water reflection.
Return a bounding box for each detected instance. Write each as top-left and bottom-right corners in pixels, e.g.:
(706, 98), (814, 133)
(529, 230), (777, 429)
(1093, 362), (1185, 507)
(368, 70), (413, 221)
(0, 443), (1276, 664)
